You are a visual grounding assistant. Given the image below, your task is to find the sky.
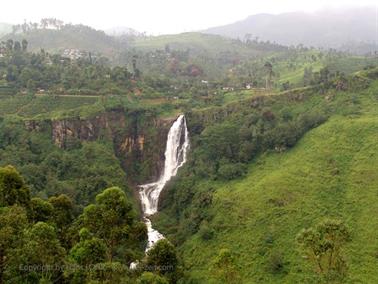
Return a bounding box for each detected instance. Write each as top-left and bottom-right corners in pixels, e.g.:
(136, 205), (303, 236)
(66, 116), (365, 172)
(1, 0), (377, 34)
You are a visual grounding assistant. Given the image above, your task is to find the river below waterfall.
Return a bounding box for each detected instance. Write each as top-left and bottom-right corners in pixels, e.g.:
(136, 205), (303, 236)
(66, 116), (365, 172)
(139, 114), (189, 250)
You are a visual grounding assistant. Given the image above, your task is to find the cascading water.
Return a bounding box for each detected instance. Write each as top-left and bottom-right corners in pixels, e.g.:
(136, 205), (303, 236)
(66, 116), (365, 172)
(139, 114), (189, 250)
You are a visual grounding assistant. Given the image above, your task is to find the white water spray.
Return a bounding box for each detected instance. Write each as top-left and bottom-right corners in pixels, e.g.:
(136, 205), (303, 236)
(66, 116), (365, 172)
(139, 114), (189, 250)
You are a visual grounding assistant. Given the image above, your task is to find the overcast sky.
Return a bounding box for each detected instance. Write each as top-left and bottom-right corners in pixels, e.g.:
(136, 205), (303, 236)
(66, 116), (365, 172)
(1, 0), (377, 34)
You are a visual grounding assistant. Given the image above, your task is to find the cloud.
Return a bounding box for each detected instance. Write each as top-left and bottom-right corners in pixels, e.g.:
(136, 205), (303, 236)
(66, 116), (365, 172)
(1, 0), (376, 34)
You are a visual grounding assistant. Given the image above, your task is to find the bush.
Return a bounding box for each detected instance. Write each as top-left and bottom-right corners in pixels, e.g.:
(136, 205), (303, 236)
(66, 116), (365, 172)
(217, 163), (247, 180)
(266, 251), (285, 274)
(198, 221), (214, 241)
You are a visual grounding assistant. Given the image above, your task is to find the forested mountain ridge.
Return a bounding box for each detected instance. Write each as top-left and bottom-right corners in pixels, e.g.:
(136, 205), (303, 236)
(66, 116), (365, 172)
(204, 7), (378, 54)
(1, 22), (122, 61)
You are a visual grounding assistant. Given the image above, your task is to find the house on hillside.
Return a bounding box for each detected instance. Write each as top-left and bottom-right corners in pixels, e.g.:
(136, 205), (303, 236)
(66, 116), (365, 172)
(62, 49), (85, 60)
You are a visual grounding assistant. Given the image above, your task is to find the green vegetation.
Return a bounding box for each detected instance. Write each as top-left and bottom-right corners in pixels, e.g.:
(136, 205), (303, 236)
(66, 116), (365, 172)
(3, 19), (121, 58)
(155, 74), (378, 282)
(297, 219), (351, 282)
(1, 25), (378, 283)
(0, 165), (183, 283)
(0, 118), (127, 206)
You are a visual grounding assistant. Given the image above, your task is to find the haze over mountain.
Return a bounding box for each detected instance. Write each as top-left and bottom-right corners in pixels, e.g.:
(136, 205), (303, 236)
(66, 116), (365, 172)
(104, 26), (142, 37)
(0, 23), (12, 36)
(204, 7), (378, 52)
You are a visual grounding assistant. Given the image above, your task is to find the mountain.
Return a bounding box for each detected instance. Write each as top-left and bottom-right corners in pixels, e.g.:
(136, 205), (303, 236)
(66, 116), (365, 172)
(204, 7), (378, 53)
(1, 24), (122, 60)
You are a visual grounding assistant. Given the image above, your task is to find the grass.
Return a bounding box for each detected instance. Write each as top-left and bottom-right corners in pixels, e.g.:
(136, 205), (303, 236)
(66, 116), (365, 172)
(277, 61), (323, 86)
(18, 95), (99, 118)
(131, 32), (267, 57)
(158, 82), (378, 283)
(326, 56), (376, 75)
(179, 115), (378, 283)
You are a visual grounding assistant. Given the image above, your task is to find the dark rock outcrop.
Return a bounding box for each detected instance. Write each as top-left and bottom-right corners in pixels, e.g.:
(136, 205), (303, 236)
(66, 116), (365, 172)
(24, 108), (177, 183)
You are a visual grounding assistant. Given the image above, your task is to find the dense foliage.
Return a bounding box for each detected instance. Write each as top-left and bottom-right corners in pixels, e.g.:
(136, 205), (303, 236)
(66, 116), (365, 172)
(0, 25), (377, 283)
(0, 40), (133, 95)
(155, 71), (378, 282)
(0, 165), (184, 283)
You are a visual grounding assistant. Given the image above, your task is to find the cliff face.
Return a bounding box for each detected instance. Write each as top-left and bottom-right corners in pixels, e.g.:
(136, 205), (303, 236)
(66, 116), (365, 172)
(25, 108), (176, 183)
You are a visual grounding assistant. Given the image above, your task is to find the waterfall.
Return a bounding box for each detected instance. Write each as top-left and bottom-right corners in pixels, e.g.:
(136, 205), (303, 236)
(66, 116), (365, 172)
(139, 114), (189, 250)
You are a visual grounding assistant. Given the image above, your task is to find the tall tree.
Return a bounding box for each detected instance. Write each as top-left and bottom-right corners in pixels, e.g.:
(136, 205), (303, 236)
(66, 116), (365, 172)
(0, 166), (30, 208)
(81, 187), (146, 261)
(0, 206), (28, 284)
(10, 222), (66, 283)
(13, 41), (21, 52)
(21, 39), (28, 52)
(145, 239), (178, 282)
(264, 61), (273, 89)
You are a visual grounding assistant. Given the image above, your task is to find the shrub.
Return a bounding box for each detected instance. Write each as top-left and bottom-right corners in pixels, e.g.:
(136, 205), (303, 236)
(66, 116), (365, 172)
(198, 221), (214, 241)
(266, 251), (285, 274)
(218, 163), (247, 180)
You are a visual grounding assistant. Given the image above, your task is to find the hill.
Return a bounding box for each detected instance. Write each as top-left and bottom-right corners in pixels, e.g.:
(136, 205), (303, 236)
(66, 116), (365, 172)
(204, 7), (378, 54)
(154, 71), (378, 282)
(1, 24), (122, 60)
(121, 32), (287, 79)
(129, 32), (266, 54)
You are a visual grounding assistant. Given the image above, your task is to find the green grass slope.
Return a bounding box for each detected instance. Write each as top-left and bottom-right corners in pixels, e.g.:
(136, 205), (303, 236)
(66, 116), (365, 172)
(0, 95), (99, 119)
(130, 32), (267, 56)
(170, 84), (378, 283)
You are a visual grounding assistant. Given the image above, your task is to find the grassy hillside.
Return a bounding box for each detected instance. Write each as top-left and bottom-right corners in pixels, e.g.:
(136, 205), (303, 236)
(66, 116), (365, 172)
(130, 32), (266, 55)
(155, 78), (378, 282)
(0, 94), (101, 120)
(180, 115), (378, 283)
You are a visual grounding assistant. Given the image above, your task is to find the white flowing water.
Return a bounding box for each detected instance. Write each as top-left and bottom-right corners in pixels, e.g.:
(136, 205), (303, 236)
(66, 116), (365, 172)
(139, 114), (189, 250)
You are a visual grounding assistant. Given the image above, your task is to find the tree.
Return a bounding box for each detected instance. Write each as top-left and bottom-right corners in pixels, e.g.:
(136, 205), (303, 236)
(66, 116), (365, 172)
(132, 55), (140, 78)
(49, 194), (74, 247)
(0, 206), (28, 284)
(30, 197), (53, 223)
(69, 228), (107, 265)
(0, 166), (30, 208)
(319, 67), (331, 85)
(210, 249), (240, 284)
(21, 39), (28, 52)
(5, 39), (13, 51)
(87, 262), (129, 283)
(67, 228), (108, 283)
(81, 187), (145, 261)
(297, 219), (351, 281)
(264, 62), (273, 89)
(303, 66), (313, 86)
(145, 239), (178, 280)
(9, 222), (66, 283)
(137, 272), (169, 284)
(13, 41), (21, 52)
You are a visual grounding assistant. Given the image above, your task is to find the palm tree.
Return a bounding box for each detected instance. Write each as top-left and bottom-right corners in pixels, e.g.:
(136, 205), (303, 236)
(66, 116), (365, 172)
(264, 62), (273, 89)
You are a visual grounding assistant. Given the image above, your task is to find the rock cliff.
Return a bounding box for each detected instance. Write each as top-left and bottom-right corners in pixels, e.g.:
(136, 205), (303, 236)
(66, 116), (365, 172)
(25, 108), (176, 183)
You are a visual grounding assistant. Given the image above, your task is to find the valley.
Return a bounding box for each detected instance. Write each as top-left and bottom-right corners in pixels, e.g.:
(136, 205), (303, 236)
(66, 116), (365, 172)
(0, 9), (377, 283)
